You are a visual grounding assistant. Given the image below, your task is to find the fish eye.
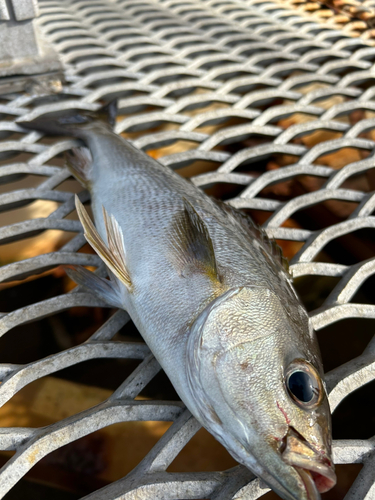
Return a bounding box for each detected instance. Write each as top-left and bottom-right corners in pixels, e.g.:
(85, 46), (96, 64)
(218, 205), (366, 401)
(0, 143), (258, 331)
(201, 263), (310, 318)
(285, 360), (323, 409)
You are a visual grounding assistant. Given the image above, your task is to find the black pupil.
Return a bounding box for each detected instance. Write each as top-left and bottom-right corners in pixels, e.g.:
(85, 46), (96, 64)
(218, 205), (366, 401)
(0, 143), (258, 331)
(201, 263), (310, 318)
(288, 371), (315, 403)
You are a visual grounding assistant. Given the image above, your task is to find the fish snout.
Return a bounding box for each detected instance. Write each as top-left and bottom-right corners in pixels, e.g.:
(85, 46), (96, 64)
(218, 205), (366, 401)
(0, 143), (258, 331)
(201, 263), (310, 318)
(281, 427), (336, 499)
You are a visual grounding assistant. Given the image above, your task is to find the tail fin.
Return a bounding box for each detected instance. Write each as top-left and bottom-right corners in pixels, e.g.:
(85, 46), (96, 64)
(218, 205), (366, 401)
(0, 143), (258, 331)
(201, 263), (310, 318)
(17, 100), (117, 138)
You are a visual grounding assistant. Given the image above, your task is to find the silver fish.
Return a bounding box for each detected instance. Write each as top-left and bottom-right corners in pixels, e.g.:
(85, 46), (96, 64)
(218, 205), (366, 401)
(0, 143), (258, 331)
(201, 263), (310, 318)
(19, 109), (336, 500)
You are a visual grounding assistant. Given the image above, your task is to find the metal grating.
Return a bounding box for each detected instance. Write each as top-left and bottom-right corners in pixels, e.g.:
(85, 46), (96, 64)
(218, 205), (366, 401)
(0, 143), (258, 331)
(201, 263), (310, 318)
(1, 0), (375, 498)
(281, 0), (375, 44)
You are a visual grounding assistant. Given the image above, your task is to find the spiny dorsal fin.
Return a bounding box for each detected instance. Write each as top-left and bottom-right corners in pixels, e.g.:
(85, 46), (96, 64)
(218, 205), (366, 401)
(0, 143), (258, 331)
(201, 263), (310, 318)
(75, 195), (132, 291)
(169, 197), (219, 281)
(214, 199), (289, 274)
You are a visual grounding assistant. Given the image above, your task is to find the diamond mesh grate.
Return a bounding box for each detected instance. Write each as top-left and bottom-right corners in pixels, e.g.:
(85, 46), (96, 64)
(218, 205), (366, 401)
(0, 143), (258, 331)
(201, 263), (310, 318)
(0, 0), (375, 498)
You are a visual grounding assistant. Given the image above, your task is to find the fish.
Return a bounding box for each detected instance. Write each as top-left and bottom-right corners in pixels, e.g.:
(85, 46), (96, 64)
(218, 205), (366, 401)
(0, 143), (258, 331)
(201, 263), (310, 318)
(18, 105), (336, 500)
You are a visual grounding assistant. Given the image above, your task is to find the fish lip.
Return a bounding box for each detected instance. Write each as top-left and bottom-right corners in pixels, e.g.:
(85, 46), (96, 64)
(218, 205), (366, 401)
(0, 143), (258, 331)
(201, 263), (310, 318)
(293, 462), (336, 496)
(281, 427), (337, 495)
(293, 467), (320, 500)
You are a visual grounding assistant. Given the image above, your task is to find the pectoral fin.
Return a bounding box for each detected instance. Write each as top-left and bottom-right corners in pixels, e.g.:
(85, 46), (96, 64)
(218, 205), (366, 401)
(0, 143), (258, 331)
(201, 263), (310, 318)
(64, 265), (122, 308)
(169, 198), (219, 281)
(75, 195), (132, 291)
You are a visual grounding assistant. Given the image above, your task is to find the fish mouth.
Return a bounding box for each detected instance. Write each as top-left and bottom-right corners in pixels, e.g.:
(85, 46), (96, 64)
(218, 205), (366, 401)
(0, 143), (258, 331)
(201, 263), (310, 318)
(281, 427), (336, 499)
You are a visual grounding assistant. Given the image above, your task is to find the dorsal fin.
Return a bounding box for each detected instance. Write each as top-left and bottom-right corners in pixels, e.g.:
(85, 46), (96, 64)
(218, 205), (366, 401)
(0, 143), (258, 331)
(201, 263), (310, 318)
(75, 195), (132, 291)
(214, 199), (289, 274)
(169, 198), (219, 281)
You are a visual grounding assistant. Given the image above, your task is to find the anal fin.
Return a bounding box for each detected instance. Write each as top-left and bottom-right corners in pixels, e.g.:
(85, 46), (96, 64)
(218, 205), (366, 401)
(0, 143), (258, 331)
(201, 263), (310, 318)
(75, 195), (132, 291)
(65, 265), (122, 308)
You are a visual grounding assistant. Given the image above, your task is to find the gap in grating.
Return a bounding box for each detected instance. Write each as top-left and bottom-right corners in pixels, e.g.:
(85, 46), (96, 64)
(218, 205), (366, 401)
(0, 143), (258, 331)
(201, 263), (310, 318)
(121, 123), (181, 140)
(234, 153), (301, 172)
(51, 356), (142, 393)
(149, 140), (202, 160)
(213, 71), (261, 83)
(26, 94), (81, 109)
(0, 153), (37, 167)
(318, 227), (375, 266)
(339, 171), (373, 193)
(292, 129), (343, 147)
(204, 181), (246, 200)
(180, 102), (232, 116)
(238, 208), (276, 226)
(2, 476), (80, 500)
(86, 77), (140, 89)
(0, 230), (78, 264)
(0, 453), (16, 477)
(0, 201), (61, 227)
(0, 373), (109, 426)
(0, 175), (50, 193)
(289, 200), (361, 231)
(55, 178), (83, 194)
(164, 86), (214, 99)
(0, 318), (62, 364)
(119, 107), (164, 120)
(0, 306), (113, 364)
(307, 95), (350, 109)
(0, 273), (70, 314)
(294, 275), (341, 312)
(167, 427), (237, 472)
(287, 81), (331, 93)
(351, 274), (375, 305)
(315, 148), (371, 170)
(75, 64), (127, 75)
(21, 421), (173, 495)
(0, 132), (30, 143)
(275, 237), (305, 260)
(332, 380), (375, 439)
(138, 369), (179, 401)
(196, 117), (258, 133)
(68, 55), (112, 65)
(258, 175), (321, 201)
(59, 44), (108, 55)
(317, 317), (374, 371)
(176, 160), (226, 178)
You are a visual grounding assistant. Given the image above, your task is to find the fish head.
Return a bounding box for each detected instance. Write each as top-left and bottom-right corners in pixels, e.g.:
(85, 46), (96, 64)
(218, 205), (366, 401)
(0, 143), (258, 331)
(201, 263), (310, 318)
(186, 285), (336, 500)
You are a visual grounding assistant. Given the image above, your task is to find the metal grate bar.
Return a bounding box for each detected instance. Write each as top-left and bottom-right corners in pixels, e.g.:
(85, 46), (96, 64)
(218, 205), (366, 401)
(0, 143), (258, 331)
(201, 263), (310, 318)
(0, 0), (374, 498)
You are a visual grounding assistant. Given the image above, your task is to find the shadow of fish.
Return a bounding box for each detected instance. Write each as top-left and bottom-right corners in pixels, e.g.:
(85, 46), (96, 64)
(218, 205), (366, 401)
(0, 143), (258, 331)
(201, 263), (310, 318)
(18, 104), (336, 500)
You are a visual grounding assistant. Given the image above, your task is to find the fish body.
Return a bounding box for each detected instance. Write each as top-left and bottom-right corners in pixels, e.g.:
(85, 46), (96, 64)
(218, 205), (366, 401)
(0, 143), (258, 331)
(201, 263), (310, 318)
(19, 111), (336, 500)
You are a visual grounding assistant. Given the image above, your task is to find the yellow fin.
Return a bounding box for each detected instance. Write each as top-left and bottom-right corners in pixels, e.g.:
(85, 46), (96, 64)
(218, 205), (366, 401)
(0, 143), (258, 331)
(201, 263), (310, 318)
(75, 195), (132, 291)
(169, 197), (219, 282)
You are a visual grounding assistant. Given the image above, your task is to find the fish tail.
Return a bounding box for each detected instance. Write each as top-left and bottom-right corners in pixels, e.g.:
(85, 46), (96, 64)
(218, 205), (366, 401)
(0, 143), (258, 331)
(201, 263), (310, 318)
(16, 100), (117, 138)
(17, 101), (118, 187)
